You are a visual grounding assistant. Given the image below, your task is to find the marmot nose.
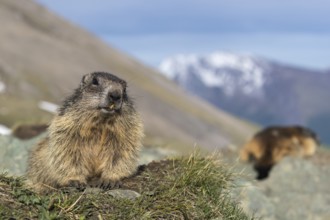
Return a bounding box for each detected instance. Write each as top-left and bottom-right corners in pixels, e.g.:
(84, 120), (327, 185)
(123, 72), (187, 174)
(99, 90), (123, 112)
(108, 91), (122, 103)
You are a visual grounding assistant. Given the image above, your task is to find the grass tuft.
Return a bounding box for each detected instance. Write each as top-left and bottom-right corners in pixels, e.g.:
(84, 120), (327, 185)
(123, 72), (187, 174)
(0, 152), (252, 219)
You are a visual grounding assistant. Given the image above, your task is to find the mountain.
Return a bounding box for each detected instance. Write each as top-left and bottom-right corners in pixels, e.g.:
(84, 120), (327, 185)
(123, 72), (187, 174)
(159, 52), (330, 144)
(0, 0), (257, 151)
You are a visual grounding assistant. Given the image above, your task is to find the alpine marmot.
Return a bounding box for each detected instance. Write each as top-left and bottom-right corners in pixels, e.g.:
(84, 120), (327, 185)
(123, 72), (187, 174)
(26, 72), (144, 193)
(240, 125), (319, 180)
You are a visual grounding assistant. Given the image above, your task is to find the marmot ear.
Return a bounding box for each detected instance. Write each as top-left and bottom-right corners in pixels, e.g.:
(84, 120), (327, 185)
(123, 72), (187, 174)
(80, 73), (91, 87)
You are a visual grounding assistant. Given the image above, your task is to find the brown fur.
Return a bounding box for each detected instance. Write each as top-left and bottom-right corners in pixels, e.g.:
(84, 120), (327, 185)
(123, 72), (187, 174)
(240, 125), (319, 179)
(12, 124), (48, 140)
(26, 72), (144, 193)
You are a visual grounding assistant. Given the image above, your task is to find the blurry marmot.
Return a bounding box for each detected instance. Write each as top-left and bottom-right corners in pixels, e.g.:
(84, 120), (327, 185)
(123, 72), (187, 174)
(12, 124), (48, 140)
(240, 125), (319, 180)
(26, 72), (144, 193)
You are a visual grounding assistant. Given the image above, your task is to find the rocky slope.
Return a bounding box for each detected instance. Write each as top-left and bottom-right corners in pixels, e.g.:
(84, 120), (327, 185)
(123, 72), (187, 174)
(2, 134), (330, 220)
(159, 52), (330, 144)
(0, 0), (257, 150)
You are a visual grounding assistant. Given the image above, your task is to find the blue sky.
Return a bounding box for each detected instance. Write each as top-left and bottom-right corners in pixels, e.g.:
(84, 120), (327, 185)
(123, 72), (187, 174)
(36, 0), (330, 69)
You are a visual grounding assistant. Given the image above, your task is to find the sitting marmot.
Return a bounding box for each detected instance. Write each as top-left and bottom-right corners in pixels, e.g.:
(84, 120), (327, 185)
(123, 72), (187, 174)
(26, 72), (144, 193)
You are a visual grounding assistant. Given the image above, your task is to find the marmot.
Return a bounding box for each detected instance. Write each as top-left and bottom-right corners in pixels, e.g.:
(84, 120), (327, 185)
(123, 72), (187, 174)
(26, 72), (144, 193)
(12, 124), (48, 140)
(240, 125), (319, 180)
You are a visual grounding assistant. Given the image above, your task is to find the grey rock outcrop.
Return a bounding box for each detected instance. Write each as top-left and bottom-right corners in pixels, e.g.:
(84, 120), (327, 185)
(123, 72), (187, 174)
(236, 157), (330, 220)
(0, 134), (43, 175)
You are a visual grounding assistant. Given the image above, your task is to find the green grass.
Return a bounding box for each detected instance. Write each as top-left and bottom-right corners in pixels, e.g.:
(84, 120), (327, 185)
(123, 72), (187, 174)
(0, 152), (252, 219)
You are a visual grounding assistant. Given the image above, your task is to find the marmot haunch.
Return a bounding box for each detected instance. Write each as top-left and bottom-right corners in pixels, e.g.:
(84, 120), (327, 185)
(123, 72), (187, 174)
(26, 72), (144, 193)
(240, 125), (319, 180)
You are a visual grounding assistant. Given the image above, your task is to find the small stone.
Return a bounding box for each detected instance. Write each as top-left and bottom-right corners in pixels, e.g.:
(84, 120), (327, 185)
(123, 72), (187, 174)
(84, 187), (103, 194)
(106, 189), (141, 200)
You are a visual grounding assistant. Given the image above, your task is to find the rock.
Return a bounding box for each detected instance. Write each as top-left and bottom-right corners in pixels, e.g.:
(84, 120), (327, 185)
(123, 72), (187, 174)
(106, 189), (141, 200)
(84, 187), (103, 194)
(232, 180), (276, 220)
(0, 134), (44, 175)
(236, 156), (330, 220)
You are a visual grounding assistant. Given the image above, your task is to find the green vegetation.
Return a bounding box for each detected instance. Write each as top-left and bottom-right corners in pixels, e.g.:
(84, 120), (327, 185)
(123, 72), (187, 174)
(0, 96), (52, 128)
(0, 153), (252, 219)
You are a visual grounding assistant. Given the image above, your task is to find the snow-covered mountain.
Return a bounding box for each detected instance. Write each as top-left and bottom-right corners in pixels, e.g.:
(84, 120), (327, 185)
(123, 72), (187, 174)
(160, 52), (271, 97)
(159, 52), (330, 144)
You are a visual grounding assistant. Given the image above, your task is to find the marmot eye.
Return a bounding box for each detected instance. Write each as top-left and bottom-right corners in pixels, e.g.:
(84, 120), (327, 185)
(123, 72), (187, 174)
(92, 77), (99, 86)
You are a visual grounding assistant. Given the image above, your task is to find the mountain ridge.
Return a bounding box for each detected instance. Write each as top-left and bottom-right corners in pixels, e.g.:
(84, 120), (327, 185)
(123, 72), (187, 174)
(159, 51), (330, 144)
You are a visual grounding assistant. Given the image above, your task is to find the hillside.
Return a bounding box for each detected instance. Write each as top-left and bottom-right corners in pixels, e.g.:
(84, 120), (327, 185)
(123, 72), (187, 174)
(0, 0), (257, 150)
(160, 52), (330, 144)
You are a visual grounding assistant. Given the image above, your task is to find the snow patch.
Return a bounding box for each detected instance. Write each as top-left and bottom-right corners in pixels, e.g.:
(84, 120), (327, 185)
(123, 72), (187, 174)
(0, 81), (6, 93)
(38, 101), (58, 114)
(0, 124), (11, 135)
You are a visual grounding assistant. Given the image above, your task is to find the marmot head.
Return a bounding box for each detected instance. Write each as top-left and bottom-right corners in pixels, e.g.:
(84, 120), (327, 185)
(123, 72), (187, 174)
(59, 72), (130, 116)
(80, 72), (128, 115)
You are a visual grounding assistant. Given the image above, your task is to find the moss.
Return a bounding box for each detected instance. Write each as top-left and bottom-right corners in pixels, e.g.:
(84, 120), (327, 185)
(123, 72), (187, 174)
(0, 153), (252, 220)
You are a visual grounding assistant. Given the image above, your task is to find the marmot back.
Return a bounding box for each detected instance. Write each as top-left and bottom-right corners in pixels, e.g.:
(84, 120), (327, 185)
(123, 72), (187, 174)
(26, 72), (144, 193)
(240, 125), (319, 180)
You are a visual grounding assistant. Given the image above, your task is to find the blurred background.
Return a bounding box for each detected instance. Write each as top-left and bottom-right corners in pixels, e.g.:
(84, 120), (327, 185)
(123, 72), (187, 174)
(39, 0), (330, 146)
(1, 0), (329, 148)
